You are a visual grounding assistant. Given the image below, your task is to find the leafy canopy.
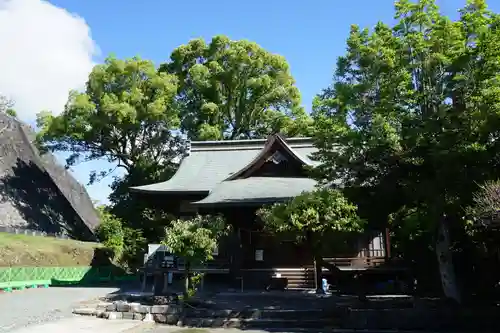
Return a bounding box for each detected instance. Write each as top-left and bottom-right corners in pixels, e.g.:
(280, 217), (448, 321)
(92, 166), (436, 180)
(163, 214), (228, 265)
(36, 56), (184, 185)
(257, 188), (365, 240)
(162, 35), (313, 140)
(312, 0), (500, 227)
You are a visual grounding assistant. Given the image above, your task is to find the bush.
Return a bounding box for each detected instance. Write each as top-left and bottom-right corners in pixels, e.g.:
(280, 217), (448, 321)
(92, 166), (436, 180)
(96, 206), (124, 259)
(162, 214), (227, 298)
(119, 227), (147, 271)
(96, 206), (147, 271)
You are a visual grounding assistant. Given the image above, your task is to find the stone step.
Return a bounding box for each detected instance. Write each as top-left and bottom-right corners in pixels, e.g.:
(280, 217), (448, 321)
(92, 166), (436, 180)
(185, 308), (343, 320)
(182, 317), (339, 330)
(287, 282), (315, 288)
(276, 271), (315, 289)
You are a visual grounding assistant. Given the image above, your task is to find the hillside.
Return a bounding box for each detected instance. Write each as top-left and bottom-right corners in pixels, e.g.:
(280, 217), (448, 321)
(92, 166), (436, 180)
(0, 113), (100, 241)
(0, 233), (101, 267)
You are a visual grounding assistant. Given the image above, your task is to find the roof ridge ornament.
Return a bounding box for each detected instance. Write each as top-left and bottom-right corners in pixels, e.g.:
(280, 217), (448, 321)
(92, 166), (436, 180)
(267, 150), (288, 164)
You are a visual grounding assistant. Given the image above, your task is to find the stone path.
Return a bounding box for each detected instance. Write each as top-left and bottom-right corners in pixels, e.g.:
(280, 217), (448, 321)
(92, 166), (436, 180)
(0, 286), (119, 332)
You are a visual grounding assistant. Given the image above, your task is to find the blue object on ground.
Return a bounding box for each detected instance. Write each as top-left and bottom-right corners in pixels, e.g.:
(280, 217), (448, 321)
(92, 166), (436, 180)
(322, 278), (328, 293)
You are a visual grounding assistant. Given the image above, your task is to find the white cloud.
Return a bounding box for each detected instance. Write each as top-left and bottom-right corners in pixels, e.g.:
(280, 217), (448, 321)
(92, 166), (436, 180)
(0, 0), (98, 120)
(0, 0), (109, 202)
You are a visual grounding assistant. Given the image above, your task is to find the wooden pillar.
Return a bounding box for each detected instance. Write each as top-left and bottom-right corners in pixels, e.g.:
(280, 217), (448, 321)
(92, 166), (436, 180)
(384, 227), (391, 258)
(141, 271), (147, 292)
(229, 228), (242, 279)
(162, 273), (168, 294)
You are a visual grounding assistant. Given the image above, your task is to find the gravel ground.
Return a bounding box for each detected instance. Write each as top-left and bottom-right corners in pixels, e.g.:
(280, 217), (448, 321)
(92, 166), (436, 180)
(5, 317), (148, 333)
(0, 286), (119, 333)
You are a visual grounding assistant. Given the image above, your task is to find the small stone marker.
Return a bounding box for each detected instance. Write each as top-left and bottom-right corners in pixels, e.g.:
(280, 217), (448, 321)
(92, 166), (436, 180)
(143, 313), (154, 322)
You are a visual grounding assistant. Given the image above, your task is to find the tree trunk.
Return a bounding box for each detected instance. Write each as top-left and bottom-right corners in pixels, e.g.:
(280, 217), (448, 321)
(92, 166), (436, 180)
(183, 261), (191, 300)
(313, 251), (323, 293)
(306, 231), (323, 293)
(436, 217), (461, 303)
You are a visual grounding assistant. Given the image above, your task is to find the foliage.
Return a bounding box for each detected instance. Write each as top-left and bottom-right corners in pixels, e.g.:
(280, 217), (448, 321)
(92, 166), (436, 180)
(257, 188), (364, 243)
(312, 0), (500, 237)
(163, 214), (227, 298)
(163, 214), (227, 266)
(258, 188), (363, 292)
(0, 95), (16, 117)
(161, 35), (313, 140)
(35, 56), (188, 241)
(95, 206), (124, 259)
(467, 180), (500, 230)
(36, 56), (185, 185)
(95, 205), (146, 270)
(186, 272), (205, 298)
(108, 170), (177, 240)
(120, 227), (147, 271)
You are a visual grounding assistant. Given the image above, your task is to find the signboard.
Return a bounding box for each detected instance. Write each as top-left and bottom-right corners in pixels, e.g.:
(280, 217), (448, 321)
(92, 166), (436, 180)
(255, 249), (264, 261)
(146, 244), (177, 269)
(148, 244), (168, 256)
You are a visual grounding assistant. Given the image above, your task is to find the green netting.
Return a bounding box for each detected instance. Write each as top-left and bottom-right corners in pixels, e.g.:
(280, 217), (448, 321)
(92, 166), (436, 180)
(0, 268), (11, 282)
(0, 266), (135, 287)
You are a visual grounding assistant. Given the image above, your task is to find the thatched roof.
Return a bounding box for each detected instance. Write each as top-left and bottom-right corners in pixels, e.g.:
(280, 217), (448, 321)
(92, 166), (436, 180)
(0, 113), (99, 241)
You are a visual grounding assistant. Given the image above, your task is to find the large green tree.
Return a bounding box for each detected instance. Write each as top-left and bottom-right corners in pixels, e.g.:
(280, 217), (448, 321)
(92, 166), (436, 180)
(312, 0), (500, 302)
(37, 56), (182, 181)
(36, 57), (184, 235)
(161, 35), (313, 140)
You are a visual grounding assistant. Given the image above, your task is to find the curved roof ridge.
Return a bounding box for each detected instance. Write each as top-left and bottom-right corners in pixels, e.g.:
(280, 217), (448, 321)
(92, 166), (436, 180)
(190, 136), (314, 152)
(190, 138), (267, 152)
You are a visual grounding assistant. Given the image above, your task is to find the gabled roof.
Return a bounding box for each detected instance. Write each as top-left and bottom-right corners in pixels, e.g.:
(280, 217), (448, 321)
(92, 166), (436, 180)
(130, 134), (317, 194)
(225, 134), (318, 181)
(192, 177), (317, 206)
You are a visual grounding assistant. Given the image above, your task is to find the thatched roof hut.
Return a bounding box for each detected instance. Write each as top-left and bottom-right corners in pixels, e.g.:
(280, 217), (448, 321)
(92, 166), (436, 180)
(0, 113), (99, 241)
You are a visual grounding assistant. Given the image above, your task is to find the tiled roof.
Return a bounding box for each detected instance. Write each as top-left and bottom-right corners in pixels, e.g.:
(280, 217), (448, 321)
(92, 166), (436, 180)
(192, 177), (317, 206)
(130, 135), (317, 194)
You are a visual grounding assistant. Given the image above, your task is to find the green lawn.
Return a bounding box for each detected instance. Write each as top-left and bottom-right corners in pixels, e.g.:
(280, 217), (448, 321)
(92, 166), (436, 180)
(0, 232), (102, 267)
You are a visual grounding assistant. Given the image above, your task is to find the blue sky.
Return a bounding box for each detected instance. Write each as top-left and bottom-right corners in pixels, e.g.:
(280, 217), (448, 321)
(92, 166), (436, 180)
(44, 0), (500, 204)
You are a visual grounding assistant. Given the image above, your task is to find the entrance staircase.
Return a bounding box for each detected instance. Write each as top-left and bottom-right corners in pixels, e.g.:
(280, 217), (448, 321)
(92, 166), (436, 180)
(275, 268), (315, 290)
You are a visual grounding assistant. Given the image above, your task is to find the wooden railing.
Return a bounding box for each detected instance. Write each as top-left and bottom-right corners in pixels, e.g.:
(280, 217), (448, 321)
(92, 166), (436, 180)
(176, 257), (231, 271)
(322, 256), (386, 268)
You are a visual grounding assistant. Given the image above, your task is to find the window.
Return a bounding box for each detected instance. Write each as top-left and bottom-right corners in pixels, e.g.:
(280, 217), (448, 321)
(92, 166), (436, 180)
(368, 232), (385, 257)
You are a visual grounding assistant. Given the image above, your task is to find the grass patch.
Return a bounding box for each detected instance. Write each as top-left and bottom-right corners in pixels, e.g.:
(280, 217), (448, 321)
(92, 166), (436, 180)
(0, 232), (102, 267)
